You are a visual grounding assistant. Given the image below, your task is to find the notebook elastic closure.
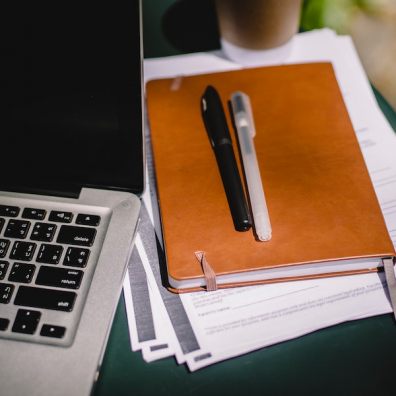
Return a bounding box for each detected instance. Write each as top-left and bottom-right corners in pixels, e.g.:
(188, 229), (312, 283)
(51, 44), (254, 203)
(194, 251), (218, 291)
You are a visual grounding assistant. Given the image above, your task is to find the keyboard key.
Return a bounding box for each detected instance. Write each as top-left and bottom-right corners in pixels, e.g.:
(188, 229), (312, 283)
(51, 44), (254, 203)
(8, 263), (35, 283)
(0, 239), (10, 258)
(36, 244), (63, 264)
(63, 247), (90, 268)
(22, 208), (46, 220)
(14, 286), (76, 312)
(40, 324), (66, 338)
(30, 222), (57, 242)
(0, 283), (14, 304)
(0, 205), (20, 217)
(0, 318), (10, 331)
(4, 219), (30, 239)
(76, 214), (101, 226)
(0, 261), (9, 280)
(12, 309), (41, 335)
(10, 241), (36, 261)
(0, 218), (4, 233)
(49, 211), (73, 223)
(57, 225), (96, 246)
(36, 266), (83, 289)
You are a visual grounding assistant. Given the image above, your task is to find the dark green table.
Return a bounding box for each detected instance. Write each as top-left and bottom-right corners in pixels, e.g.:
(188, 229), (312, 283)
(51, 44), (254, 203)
(95, 2), (396, 395)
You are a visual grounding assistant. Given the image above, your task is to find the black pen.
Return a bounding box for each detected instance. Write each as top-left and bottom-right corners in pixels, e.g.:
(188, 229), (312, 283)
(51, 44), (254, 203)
(200, 85), (251, 232)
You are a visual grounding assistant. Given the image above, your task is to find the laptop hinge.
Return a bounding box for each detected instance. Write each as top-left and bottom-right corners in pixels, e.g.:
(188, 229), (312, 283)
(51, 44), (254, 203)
(0, 184), (81, 199)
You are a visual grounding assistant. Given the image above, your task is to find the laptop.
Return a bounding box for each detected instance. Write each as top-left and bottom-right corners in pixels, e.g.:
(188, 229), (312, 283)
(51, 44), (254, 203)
(0, 1), (144, 395)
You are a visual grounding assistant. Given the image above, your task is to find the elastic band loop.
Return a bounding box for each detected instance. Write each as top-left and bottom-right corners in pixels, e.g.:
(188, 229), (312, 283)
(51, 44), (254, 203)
(195, 251), (218, 291)
(170, 76), (183, 91)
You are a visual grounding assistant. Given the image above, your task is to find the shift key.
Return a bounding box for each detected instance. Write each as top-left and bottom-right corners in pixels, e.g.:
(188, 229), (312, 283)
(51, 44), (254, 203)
(57, 225), (96, 246)
(15, 286), (76, 312)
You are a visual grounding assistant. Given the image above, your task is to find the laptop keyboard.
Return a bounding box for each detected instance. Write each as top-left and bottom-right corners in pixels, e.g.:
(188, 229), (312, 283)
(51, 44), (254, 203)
(0, 202), (108, 346)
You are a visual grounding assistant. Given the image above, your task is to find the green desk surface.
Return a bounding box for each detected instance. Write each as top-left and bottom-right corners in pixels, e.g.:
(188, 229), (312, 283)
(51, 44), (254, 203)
(95, 3), (396, 394)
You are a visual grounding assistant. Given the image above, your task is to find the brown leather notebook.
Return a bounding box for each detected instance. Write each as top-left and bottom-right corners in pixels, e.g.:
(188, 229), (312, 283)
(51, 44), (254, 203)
(146, 62), (396, 293)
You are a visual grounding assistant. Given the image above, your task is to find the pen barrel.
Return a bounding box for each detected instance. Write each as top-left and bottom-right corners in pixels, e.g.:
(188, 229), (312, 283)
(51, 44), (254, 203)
(214, 143), (251, 231)
(202, 87), (232, 144)
(236, 124), (272, 241)
(202, 85), (251, 232)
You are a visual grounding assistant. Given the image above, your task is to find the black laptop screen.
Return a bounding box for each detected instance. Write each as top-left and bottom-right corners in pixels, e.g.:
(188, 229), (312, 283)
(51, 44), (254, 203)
(1, 1), (144, 197)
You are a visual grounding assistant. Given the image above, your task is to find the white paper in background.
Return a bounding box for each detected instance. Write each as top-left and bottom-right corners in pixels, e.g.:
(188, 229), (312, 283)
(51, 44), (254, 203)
(123, 246), (158, 353)
(134, 234), (191, 364)
(122, 28), (396, 369)
(123, 274), (140, 352)
(141, 281), (175, 362)
(123, 249), (172, 356)
(332, 38), (396, 147)
(143, 53), (239, 84)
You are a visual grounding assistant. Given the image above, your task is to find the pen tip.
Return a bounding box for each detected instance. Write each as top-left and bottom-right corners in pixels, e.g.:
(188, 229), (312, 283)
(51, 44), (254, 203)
(256, 232), (272, 242)
(204, 85), (217, 97)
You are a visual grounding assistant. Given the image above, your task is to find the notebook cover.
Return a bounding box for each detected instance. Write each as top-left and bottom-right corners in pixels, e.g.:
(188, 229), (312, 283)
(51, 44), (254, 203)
(146, 62), (395, 292)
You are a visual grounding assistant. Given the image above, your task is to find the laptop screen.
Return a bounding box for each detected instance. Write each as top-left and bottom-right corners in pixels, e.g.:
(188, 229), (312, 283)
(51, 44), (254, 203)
(1, 1), (144, 197)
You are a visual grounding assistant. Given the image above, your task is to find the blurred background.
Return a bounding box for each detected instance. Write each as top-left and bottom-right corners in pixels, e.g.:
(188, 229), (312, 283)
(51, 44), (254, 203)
(300, 0), (396, 110)
(142, 0), (396, 110)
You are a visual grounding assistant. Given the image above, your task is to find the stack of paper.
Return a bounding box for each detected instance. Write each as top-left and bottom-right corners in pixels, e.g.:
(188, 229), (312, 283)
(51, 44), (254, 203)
(123, 29), (396, 371)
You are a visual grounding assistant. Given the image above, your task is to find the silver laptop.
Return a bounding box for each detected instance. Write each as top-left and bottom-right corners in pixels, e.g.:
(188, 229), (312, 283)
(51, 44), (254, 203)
(0, 1), (144, 395)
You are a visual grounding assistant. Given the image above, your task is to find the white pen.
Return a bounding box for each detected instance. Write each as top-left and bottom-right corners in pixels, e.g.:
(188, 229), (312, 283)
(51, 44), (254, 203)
(230, 91), (272, 241)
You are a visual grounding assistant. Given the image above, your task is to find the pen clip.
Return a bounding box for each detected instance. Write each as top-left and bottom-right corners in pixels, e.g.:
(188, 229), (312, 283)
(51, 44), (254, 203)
(230, 91), (256, 138)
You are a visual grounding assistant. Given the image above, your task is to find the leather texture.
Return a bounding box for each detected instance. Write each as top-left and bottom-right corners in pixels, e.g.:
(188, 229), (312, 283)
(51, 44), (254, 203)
(146, 62), (396, 292)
